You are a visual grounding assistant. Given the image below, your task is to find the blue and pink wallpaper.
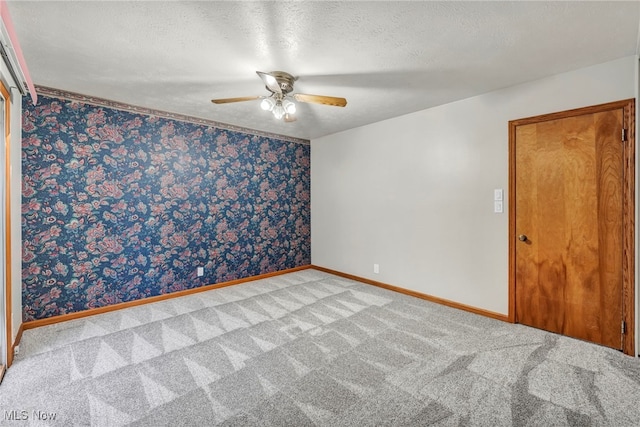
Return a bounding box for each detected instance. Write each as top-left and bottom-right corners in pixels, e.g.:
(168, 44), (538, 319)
(22, 94), (310, 321)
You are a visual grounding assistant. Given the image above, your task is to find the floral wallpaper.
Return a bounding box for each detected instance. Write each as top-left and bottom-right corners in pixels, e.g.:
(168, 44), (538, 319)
(22, 94), (310, 321)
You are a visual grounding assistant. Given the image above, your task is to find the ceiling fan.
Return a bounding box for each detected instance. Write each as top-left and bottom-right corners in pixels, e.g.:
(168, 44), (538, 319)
(211, 71), (347, 122)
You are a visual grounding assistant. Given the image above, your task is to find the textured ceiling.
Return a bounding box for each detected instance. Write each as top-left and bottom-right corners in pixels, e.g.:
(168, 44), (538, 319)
(7, 1), (640, 141)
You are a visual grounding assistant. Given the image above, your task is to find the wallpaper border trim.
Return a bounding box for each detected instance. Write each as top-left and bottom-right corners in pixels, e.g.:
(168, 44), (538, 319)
(34, 85), (310, 146)
(22, 265), (313, 330)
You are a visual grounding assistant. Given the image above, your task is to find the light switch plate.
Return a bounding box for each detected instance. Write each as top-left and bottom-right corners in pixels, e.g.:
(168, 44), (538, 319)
(494, 189), (503, 201)
(494, 201), (503, 213)
(197, 267), (204, 277)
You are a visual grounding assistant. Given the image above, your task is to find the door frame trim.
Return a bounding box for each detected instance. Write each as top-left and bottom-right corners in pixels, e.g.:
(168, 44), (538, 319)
(508, 99), (636, 356)
(0, 80), (9, 368)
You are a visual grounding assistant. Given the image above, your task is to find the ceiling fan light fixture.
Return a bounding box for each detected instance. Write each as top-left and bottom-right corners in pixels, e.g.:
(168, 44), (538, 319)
(272, 101), (286, 119)
(282, 99), (296, 115)
(260, 97), (275, 111)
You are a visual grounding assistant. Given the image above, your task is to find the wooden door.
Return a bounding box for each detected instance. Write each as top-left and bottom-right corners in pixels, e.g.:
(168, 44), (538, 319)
(509, 100), (635, 354)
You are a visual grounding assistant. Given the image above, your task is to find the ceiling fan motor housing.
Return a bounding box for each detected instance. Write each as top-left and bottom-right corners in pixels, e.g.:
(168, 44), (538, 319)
(268, 71), (297, 95)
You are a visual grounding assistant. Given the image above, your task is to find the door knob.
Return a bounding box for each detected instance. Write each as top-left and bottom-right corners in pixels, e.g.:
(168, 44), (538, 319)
(518, 234), (528, 242)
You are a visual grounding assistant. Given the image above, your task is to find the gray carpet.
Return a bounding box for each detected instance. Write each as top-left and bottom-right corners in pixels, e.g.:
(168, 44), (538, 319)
(1, 269), (639, 426)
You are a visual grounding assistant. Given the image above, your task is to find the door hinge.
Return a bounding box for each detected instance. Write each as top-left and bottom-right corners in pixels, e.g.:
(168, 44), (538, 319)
(622, 321), (626, 335)
(622, 128), (627, 142)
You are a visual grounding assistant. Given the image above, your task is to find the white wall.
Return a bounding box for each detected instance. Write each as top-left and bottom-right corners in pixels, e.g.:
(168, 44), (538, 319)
(312, 56), (636, 318)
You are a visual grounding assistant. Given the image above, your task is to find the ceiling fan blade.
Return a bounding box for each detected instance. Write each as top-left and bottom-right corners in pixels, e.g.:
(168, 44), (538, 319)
(284, 113), (297, 123)
(256, 71), (282, 95)
(293, 93), (347, 107)
(211, 96), (261, 104)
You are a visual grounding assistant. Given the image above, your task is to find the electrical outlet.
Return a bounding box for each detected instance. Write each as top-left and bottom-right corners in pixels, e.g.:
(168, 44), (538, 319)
(13, 345), (19, 357)
(373, 264), (379, 274)
(197, 267), (204, 277)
